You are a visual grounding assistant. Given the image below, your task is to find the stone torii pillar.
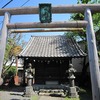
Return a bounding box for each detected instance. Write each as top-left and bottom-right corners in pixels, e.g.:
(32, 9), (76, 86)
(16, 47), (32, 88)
(0, 12), (10, 85)
(85, 9), (100, 100)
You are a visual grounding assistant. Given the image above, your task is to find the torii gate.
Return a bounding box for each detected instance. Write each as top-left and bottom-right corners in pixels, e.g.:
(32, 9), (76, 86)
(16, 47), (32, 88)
(0, 4), (100, 100)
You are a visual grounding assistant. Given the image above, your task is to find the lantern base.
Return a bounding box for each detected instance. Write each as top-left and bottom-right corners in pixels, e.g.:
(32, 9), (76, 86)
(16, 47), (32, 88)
(68, 87), (79, 98)
(23, 86), (35, 97)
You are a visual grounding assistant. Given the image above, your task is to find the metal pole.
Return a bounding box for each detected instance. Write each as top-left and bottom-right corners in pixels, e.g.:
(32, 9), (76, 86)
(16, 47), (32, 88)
(85, 9), (100, 100)
(0, 12), (10, 79)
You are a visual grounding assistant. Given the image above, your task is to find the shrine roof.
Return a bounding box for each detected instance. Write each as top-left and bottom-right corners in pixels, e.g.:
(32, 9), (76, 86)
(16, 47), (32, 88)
(18, 36), (86, 58)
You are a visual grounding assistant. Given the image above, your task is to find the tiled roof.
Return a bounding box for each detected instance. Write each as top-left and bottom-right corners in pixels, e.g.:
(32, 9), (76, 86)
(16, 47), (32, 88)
(18, 36), (86, 58)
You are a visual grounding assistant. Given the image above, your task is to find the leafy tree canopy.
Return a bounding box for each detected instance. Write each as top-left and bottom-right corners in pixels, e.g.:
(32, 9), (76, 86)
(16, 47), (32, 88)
(65, 0), (100, 42)
(4, 33), (23, 65)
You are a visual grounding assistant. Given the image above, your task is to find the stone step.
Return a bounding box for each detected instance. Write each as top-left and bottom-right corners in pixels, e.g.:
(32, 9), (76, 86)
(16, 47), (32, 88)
(39, 89), (64, 93)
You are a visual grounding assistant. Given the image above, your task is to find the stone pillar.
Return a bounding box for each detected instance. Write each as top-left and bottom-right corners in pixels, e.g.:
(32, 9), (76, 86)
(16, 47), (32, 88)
(85, 9), (100, 100)
(68, 64), (79, 98)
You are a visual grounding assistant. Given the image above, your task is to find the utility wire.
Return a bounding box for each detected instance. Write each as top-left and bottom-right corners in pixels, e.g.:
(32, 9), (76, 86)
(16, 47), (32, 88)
(21, 0), (30, 7)
(2, 0), (13, 8)
(0, 0), (13, 25)
(0, 0), (31, 26)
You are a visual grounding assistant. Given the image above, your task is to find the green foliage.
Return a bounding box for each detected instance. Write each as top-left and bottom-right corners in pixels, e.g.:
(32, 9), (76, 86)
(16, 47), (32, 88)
(8, 66), (16, 76)
(92, 0), (100, 3)
(77, 0), (91, 3)
(93, 13), (100, 32)
(71, 13), (84, 20)
(66, 0), (100, 42)
(2, 31), (25, 77)
(3, 33), (25, 67)
(4, 38), (13, 61)
(4, 66), (17, 78)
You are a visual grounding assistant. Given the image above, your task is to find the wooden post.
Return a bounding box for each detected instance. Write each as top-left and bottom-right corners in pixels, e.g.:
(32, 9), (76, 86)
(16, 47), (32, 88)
(0, 12), (10, 79)
(23, 58), (26, 86)
(14, 57), (19, 85)
(85, 9), (100, 100)
(16, 57), (18, 76)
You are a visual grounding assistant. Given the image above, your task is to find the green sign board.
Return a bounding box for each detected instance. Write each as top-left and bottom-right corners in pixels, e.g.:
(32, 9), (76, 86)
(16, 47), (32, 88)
(39, 3), (52, 23)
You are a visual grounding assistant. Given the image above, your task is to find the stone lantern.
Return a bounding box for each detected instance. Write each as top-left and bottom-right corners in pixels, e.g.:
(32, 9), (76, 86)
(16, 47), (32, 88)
(24, 63), (34, 97)
(26, 63), (33, 86)
(68, 63), (79, 98)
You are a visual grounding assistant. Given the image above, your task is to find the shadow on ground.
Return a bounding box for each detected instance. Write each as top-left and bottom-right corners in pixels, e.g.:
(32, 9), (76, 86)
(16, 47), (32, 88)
(0, 85), (25, 92)
(79, 88), (92, 100)
(50, 94), (63, 97)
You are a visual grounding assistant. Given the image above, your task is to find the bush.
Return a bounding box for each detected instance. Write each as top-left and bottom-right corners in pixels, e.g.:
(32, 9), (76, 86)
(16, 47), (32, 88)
(4, 66), (17, 79)
(8, 66), (17, 76)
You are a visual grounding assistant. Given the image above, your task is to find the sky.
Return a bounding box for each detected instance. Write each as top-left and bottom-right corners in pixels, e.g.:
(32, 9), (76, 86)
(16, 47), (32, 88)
(0, 0), (77, 42)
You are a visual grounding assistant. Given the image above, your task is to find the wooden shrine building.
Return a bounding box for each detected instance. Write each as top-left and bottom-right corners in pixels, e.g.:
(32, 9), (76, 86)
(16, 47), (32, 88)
(18, 36), (86, 85)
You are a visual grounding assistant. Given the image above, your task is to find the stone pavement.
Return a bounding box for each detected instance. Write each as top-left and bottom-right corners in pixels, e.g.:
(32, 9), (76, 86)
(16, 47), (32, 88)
(0, 86), (64, 100)
(0, 91), (64, 100)
(0, 86), (30, 100)
(0, 91), (30, 100)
